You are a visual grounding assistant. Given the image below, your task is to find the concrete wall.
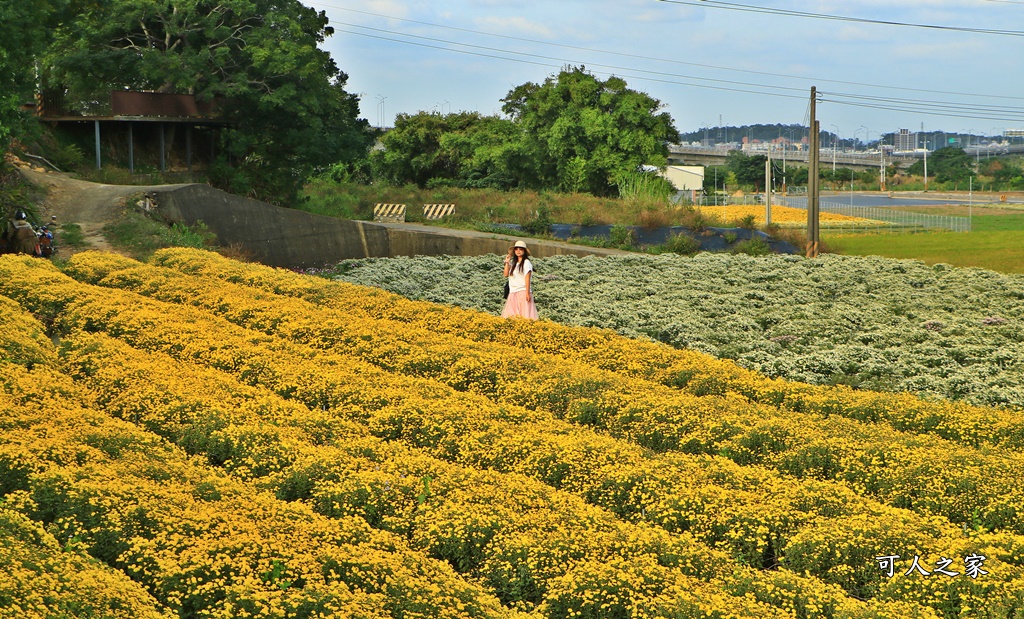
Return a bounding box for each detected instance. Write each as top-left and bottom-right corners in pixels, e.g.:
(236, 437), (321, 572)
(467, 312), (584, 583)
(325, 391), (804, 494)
(156, 184), (626, 268)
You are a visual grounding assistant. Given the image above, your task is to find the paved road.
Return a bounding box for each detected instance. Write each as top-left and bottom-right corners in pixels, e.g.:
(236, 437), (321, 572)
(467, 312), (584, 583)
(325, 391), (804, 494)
(788, 192), (1024, 208)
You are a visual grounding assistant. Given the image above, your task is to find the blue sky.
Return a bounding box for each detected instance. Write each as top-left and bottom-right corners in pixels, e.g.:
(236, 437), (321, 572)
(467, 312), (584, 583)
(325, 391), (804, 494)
(310, 1), (1024, 141)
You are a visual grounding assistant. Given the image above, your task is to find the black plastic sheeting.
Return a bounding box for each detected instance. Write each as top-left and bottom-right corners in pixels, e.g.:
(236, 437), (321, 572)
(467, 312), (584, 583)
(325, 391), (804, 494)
(491, 224), (800, 255)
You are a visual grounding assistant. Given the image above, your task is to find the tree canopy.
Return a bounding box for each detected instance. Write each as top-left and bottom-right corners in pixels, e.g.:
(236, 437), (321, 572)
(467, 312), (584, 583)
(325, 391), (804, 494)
(368, 68), (678, 197)
(370, 111), (518, 189)
(725, 151), (765, 190)
(40, 0), (372, 204)
(906, 147), (973, 184)
(0, 1), (59, 153)
(501, 67), (678, 196)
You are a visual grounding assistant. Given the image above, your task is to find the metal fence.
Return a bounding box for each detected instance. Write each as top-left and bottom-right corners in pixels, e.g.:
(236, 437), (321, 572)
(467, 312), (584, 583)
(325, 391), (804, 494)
(773, 195), (972, 233)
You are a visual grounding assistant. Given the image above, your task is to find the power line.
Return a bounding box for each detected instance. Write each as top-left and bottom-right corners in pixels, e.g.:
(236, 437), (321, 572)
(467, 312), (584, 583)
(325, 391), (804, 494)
(657, 0), (1024, 37)
(335, 22), (808, 96)
(820, 92), (1024, 123)
(335, 28), (809, 101)
(312, 2), (1024, 102)
(339, 26), (1024, 123)
(321, 2), (1024, 125)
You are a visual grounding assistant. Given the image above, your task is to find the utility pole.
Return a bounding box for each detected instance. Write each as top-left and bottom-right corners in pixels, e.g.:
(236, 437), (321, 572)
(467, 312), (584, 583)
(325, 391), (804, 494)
(923, 139), (928, 191)
(376, 95), (387, 128)
(807, 87), (820, 258)
(879, 144), (886, 191)
(782, 135), (788, 194)
(765, 144), (772, 226)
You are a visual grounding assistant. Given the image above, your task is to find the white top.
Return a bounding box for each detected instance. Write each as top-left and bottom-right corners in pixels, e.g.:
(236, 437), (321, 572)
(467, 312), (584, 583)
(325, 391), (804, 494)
(508, 258), (533, 293)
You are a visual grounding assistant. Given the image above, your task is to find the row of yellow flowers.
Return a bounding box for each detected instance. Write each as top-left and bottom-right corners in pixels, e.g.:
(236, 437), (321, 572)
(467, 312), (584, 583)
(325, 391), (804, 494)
(2, 255), (1022, 617)
(62, 252), (1024, 539)
(54, 330), (886, 619)
(0, 358), (520, 619)
(1, 290), (902, 619)
(0, 294), (57, 369)
(695, 205), (885, 227)
(147, 248), (1024, 452)
(0, 507), (172, 619)
(57, 330), (1024, 619)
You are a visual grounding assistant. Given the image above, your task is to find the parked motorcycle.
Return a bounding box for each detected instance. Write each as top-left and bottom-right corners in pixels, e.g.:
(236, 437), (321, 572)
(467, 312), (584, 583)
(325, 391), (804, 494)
(1, 214), (56, 258)
(35, 221), (56, 258)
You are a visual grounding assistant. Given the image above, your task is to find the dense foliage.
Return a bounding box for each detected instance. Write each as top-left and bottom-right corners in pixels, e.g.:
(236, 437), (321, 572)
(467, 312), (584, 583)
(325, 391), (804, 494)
(37, 0), (373, 204)
(501, 67), (679, 196)
(4, 248), (1024, 618)
(372, 67), (679, 197)
(326, 252), (1024, 409)
(370, 111), (518, 190)
(907, 148), (974, 184)
(0, 2), (55, 153)
(978, 156), (1024, 189)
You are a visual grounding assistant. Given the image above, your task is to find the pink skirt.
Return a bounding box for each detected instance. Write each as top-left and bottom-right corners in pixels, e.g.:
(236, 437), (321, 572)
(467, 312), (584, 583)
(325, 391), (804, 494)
(501, 290), (538, 320)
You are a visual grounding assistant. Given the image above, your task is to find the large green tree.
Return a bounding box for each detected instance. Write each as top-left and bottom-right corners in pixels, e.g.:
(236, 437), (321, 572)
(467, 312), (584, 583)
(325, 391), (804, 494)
(0, 1), (61, 154)
(42, 0), (372, 204)
(979, 157), (1024, 188)
(725, 151), (768, 191)
(907, 147), (973, 184)
(371, 111), (522, 190)
(501, 66), (678, 196)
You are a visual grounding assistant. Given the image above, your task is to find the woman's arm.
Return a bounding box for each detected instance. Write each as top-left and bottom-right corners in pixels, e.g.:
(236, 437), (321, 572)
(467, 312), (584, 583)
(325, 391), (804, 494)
(503, 252), (512, 277)
(525, 270), (532, 299)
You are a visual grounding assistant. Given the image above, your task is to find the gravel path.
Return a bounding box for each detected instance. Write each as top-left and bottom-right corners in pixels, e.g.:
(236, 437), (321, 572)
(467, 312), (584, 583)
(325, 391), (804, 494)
(18, 167), (187, 258)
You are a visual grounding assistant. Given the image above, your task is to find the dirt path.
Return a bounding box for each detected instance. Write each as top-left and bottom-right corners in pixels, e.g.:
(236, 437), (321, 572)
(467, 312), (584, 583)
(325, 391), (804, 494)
(18, 167), (188, 258)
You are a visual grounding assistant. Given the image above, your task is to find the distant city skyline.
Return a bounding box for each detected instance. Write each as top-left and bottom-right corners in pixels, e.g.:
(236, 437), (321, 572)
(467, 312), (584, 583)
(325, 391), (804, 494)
(676, 123), (1018, 147)
(313, 1), (1024, 139)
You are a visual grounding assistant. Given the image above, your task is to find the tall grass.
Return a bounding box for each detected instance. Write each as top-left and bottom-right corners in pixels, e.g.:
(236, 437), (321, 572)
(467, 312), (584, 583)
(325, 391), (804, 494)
(103, 210), (217, 260)
(301, 179), (725, 229)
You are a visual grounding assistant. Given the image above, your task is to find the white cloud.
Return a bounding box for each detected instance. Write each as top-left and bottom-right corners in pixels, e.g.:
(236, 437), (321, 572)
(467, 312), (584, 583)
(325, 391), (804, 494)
(474, 16), (554, 38)
(363, 0), (413, 19)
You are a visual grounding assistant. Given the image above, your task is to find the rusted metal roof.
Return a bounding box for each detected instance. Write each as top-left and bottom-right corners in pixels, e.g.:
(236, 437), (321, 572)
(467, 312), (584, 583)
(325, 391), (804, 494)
(111, 91), (221, 118)
(36, 89), (224, 120)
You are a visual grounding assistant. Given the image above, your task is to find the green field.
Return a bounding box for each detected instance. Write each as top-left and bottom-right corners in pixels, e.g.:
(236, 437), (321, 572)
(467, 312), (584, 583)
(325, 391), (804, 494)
(828, 205), (1024, 273)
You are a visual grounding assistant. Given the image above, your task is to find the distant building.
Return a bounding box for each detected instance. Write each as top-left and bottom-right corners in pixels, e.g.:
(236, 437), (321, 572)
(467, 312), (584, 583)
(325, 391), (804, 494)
(659, 165), (705, 202)
(660, 165), (705, 190)
(895, 128), (916, 152)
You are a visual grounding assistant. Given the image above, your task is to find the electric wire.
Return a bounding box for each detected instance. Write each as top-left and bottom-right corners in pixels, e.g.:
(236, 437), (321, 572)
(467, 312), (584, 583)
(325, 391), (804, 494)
(335, 28), (809, 101)
(337, 26), (1024, 123)
(335, 21), (808, 96)
(319, 2), (1024, 125)
(312, 2), (1024, 102)
(657, 0), (1024, 36)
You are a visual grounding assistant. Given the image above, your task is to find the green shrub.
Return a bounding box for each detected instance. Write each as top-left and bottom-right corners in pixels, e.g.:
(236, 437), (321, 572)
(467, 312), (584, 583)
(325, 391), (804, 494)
(663, 232), (701, 255)
(103, 211), (216, 260)
(609, 224), (636, 249)
(730, 237), (772, 256)
(738, 214), (757, 230)
(522, 205), (553, 235)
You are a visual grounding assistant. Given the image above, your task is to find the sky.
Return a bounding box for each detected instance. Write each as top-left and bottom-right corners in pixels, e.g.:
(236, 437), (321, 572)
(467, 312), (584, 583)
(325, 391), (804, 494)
(310, 0), (1024, 143)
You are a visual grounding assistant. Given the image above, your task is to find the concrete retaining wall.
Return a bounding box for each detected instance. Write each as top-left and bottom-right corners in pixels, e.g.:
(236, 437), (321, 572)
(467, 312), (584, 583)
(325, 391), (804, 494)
(156, 184), (626, 268)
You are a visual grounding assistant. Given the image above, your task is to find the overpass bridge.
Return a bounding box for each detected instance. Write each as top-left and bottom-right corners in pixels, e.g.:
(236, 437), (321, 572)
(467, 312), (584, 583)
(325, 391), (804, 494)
(667, 145), (911, 171)
(668, 143), (1024, 171)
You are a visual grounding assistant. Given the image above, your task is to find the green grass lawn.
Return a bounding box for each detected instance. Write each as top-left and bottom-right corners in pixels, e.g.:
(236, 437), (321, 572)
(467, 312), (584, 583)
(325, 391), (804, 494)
(828, 207), (1024, 273)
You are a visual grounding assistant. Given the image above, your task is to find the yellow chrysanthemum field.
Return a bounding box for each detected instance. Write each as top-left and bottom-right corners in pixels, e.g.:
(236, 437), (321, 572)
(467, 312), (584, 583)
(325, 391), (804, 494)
(1, 248), (1022, 619)
(696, 204), (885, 227)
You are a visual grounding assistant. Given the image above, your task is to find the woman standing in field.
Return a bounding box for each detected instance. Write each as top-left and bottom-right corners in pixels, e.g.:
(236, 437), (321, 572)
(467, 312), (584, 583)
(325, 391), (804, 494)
(501, 240), (538, 320)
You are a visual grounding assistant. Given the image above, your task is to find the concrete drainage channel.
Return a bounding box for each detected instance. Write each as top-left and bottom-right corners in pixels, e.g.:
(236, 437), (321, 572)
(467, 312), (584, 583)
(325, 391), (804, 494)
(154, 184), (630, 269)
(154, 184), (796, 270)
(491, 223), (799, 254)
